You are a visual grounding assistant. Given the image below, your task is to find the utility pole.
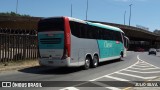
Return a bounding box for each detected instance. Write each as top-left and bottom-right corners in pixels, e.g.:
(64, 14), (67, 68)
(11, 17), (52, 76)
(129, 4), (133, 26)
(124, 11), (126, 25)
(86, 0), (88, 20)
(71, 3), (72, 17)
(16, 0), (19, 14)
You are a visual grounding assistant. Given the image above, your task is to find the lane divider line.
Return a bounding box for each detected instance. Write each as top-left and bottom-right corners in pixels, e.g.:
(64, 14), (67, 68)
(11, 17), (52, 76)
(59, 87), (80, 90)
(60, 56), (140, 90)
(105, 87), (122, 90)
(123, 69), (160, 73)
(115, 72), (157, 79)
(60, 54), (160, 90)
(128, 67), (160, 70)
(122, 54), (160, 90)
(104, 75), (129, 81)
(137, 55), (160, 69)
(90, 59), (140, 81)
(136, 63), (151, 66)
(132, 65), (154, 68)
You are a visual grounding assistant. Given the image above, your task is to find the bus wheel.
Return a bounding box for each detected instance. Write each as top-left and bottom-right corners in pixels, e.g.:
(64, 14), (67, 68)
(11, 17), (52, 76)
(83, 57), (90, 70)
(91, 55), (98, 68)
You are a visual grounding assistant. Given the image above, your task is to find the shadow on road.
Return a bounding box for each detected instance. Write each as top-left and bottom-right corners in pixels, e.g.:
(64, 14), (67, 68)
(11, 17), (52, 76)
(18, 66), (83, 75)
(18, 59), (123, 75)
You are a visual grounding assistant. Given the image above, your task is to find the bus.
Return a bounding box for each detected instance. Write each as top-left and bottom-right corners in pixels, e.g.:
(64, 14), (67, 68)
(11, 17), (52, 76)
(38, 16), (126, 69)
(123, 36), (129, 57)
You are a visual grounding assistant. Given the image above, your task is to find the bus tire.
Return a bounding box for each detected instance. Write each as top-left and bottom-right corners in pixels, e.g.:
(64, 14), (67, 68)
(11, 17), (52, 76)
(91, 55), (98, 68)
(83, 57), (90, 70)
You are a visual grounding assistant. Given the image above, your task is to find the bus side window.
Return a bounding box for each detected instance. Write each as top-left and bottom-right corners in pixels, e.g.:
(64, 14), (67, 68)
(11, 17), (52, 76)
(105, 29), (112, 40)
(92, 27), (98, 39)
(70, 21), (80, 38)
(87, 25), (93, 39)
(98, 28), (103, 39)
(80, 23), (87, 38)
(79, 24), (83, 38)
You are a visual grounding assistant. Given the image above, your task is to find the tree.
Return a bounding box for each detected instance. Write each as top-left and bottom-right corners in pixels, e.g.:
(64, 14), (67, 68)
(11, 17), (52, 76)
(0, 12), (30, 17)
(153, 29), (160, 35)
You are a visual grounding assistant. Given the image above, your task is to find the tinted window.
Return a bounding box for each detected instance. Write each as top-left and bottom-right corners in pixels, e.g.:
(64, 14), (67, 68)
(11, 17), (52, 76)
(38, 18), (64, 32)
(69, 21), (122, 41)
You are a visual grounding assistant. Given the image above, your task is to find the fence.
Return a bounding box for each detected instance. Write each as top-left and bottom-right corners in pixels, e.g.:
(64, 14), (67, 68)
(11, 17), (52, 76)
(0, 28), (38, 63)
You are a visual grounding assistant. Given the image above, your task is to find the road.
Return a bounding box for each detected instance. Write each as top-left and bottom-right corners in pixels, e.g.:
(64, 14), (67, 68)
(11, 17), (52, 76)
(0, 51), (160, 90)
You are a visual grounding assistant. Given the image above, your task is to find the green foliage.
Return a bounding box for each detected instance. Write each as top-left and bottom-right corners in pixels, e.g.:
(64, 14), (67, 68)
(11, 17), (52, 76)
(0, 12), (30, 17)
(153, 29), (160, 35)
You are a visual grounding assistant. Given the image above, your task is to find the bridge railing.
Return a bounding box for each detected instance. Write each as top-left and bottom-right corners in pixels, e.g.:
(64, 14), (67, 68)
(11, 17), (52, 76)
(0, 28), (38, 63)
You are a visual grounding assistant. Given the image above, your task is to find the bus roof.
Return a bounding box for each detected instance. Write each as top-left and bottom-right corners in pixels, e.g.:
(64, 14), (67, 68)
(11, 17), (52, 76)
(68, 17), (124, 33)
(68, 17), (87, 23)
(87, 22), (124, 33)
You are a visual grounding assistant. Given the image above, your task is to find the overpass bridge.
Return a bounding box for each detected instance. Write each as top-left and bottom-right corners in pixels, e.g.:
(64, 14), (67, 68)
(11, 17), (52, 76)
(90, 21), (160, 50)
(0, 16), (160, 50)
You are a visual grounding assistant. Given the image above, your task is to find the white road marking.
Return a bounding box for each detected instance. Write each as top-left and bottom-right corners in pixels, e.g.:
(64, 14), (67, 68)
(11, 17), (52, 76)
(90, 81), (123, 90)
(137, 55), (160, 69)
(124, 69), (160, 73)
(104, 75), (129, 81)
(132, 65), (153, 67)
(60, 54), (160, 90)
(115, 72), (157, 79)
(136, 63), (150, 66)
(60, 87), (79, 90)
(105, 87), (122, 90)
(90, 59), (140, 81)
(129, 67), (160, 70)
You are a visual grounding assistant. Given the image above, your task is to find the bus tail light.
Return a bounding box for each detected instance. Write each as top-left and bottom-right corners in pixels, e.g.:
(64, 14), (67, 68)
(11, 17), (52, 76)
(116, 41), (120, 44)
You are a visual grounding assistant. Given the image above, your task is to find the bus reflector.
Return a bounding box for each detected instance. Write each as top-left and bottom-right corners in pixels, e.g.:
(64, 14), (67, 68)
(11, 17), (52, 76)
(116, 41), (120, 44)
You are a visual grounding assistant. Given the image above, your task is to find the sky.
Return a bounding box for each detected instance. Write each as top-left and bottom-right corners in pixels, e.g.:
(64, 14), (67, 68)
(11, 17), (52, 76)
(0, 0), (159, 32)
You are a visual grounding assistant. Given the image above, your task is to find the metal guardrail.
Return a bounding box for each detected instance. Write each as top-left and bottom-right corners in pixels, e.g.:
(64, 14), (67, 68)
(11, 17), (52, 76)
(0, 28), (38, 63)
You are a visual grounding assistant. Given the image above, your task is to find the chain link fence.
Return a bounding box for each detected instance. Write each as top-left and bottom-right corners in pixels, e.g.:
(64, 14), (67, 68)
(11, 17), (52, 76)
(0, 28), (38, 63)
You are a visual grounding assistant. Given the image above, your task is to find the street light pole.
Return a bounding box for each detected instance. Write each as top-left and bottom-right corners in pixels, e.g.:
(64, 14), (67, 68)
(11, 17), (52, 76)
(16, 0), (19, 14)
(124, 11), (126, 25)
(129, 4), (132, 26)
(71, 3), (72, 17)
(86, 0), (88, 20)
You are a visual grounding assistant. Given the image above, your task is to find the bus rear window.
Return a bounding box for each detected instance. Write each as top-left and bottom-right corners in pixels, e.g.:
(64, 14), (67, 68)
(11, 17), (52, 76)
(38, 18), (64, 32)
(40, 38), (61, 44)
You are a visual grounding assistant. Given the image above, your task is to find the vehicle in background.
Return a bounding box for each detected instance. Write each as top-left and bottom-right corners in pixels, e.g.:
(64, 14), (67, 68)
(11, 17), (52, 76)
(123, 36), (129, 57)
(135, 47), (145, 52)
(37, 16), (126, 69)
(148, 48), (156, 55)
(156, 48), (160, 52)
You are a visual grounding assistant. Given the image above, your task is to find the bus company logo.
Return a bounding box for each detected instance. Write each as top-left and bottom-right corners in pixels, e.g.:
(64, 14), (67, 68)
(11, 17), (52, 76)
(104, 41), (112, 48)
(2, 82), (11, 87)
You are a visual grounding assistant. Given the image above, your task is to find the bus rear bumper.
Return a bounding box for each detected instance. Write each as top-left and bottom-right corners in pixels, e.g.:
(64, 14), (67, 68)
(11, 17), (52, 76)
(38, 57), (72, 67)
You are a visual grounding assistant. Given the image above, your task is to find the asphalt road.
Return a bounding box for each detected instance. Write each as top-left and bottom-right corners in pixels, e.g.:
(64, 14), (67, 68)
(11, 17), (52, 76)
(0, 51), (160, 90)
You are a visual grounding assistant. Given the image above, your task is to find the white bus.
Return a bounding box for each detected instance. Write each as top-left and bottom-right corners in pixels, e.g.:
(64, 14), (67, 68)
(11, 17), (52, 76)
(38, 16), (126, 69)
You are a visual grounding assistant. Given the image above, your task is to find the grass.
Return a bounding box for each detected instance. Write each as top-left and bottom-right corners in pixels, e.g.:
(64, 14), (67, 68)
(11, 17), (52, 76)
(0, 59), (39, 72)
